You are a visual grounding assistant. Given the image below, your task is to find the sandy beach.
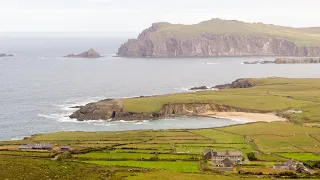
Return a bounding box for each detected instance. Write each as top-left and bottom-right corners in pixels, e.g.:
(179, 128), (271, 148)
(199, 111), (287, 122)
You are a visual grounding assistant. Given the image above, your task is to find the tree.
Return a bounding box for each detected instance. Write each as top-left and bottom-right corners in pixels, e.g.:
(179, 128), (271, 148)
(247, 152), (258, 161)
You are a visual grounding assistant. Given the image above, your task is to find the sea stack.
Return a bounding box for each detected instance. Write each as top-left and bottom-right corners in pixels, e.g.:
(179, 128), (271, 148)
(64, 49), (101, 58)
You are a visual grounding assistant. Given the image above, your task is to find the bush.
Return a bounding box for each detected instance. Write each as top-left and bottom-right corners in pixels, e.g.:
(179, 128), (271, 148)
(56, 152), (72, 161)
(247, 152), (258, 161)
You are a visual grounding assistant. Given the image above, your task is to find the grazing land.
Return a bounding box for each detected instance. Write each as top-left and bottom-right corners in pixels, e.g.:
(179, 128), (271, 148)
(1, 121), (319, 179)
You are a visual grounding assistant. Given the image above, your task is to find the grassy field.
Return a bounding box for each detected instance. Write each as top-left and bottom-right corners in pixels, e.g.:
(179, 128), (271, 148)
(120, 78), (320, 124)
(1, 121), (320, 179)
(278, 153), (320, 161)
(85, 161), (199, 173)
(0, 155), (117, 180)
(121, 170), (307, 180)
(151, 19), (320, 46)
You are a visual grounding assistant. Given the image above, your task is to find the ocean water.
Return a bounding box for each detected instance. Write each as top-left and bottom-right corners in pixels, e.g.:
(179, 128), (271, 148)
(1, 36), (320, 140)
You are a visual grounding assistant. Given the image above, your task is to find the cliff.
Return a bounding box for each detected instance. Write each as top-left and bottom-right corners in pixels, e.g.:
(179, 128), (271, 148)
(64, 49), (101, 58)
(70, 79), (258, 121)
(117, 19), (320, 57)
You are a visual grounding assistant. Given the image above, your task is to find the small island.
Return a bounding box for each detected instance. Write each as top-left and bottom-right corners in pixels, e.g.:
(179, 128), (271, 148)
(0, 53), (14, 57)
(64, 49), (101, 58)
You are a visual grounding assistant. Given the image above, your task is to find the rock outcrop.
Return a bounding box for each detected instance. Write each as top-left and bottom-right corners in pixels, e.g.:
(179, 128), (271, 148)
(70, 101), (267, 121)
(64, 49), (101, 58)
(274, 58), (320, 64)
(117, 20), (320, 57)
(0, 53), (14, 57)
(189, 86), (209, 91)
(70, 79), (258, 121)
(213, 78), (256, 90)
(244, 61), (274, 64)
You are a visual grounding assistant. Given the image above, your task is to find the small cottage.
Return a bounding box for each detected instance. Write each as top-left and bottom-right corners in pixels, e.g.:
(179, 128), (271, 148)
(60, 146), (71, 151)
(273, 159), (310, 174)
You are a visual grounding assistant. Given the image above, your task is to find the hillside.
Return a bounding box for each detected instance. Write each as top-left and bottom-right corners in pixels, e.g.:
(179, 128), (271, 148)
(117, 18), (320, 57)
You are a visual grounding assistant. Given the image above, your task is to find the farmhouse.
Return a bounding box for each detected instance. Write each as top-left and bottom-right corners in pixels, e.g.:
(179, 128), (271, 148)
(202, 149), (243, 167)
(273, 159), (310, 174)
(19, 144), (53, 151)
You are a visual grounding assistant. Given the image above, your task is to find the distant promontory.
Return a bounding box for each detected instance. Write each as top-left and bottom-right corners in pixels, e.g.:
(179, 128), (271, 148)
(0, 53), (14, 57)
(64, 49), (101, 58)
(117, 19), (320, 57)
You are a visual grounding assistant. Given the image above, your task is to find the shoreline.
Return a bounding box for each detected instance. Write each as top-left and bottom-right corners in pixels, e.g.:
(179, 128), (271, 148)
(198, 111), (288, 123)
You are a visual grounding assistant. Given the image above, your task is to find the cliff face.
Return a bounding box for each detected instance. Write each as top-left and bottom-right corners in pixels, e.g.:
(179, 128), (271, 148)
(70, 101), (269, 121)
(117, 22), (320, 57)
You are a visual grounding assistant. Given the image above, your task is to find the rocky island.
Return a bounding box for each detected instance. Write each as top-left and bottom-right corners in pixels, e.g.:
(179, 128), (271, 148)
(117, 19), (320, 57)
(0, 53), (14, 57)
(64, 49), (101, 58)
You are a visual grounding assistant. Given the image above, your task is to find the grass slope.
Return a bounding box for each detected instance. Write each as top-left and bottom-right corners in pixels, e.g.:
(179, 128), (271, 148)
(121, 78), (320, 123)
(152, 19), (320, 46)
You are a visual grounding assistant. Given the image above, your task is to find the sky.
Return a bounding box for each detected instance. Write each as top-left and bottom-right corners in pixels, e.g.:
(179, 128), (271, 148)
(0, 0), (319, 34)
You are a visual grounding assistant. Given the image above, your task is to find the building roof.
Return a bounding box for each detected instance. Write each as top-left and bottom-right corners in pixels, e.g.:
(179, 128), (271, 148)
(212, 151), (242, 157)
(32, 144), (54, 149)
(19, 145), (33, 149)
(222, 158), (234, 167)
(60, 146), (71, 149)
(202, 148), (211, 156)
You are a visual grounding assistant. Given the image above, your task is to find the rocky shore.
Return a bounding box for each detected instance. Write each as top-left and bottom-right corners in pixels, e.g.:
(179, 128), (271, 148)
(64, 49), (101, 58)
(70, 79), (258, 121)
(243, 58), (320, 64)
(274, 58), (320, 64)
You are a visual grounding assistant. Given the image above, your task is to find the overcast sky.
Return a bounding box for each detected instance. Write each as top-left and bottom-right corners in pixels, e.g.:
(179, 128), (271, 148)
(1, 0), (319, 33)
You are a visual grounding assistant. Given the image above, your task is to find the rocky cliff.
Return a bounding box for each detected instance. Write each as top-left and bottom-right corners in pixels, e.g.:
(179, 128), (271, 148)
(70, 79), (259, 121)
(64, 49), (101, 58)
(117, 20), (320, 57)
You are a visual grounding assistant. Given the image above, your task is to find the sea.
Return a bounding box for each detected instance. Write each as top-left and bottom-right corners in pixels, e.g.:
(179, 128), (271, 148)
(1, 35), (320, 140)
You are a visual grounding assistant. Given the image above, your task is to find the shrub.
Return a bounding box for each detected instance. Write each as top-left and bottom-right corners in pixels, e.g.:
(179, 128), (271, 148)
(247, 152), (258, 161)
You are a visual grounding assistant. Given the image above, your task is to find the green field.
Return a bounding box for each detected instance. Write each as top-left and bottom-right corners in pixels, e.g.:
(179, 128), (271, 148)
(278, 153), (320, 161)
(85, 161), (199, 173)
(75, 152), (154, 160)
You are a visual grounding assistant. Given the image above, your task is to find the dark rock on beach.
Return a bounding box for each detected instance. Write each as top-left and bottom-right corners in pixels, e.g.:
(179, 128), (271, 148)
(244, 61), (274, 64)
(189, 86), (209, 90)
(213, 78), (256, 90)
(64, 49), (101, 58)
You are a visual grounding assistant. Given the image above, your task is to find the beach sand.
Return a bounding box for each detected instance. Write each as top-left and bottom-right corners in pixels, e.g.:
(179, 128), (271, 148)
(199, 111), (287, 122)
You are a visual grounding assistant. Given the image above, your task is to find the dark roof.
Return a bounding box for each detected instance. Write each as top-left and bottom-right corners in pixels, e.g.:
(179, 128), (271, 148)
(222, 158), (234, 167)
(60, 146), (70, 149)
(202, 148), (211, 156)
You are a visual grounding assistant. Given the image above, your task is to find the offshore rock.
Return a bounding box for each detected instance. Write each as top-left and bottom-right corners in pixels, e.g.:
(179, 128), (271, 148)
(64, 49), (101, 58)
